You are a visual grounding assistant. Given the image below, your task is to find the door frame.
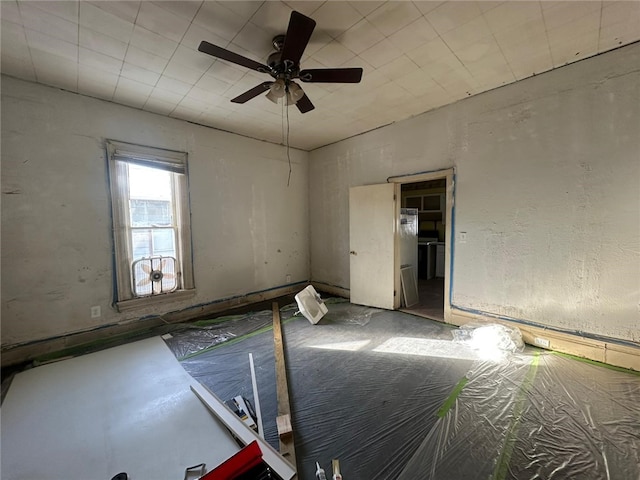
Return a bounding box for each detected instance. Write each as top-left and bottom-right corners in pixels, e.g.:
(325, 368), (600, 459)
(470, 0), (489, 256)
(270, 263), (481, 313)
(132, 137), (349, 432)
(387, 168), (455, 321)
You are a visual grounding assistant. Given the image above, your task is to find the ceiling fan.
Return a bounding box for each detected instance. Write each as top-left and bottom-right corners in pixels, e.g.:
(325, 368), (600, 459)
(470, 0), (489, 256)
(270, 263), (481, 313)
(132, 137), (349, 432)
(198, 11), (363, 114)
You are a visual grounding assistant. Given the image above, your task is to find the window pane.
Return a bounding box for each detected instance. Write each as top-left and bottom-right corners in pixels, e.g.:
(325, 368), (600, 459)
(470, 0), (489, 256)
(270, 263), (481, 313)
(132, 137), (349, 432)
(132, 229), (152, 259)
(152, 229), (175, 257)
(128, 163), (174, 227)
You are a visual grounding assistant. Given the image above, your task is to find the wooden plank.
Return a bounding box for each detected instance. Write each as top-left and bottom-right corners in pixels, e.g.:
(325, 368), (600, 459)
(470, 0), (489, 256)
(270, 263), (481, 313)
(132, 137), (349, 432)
(190, 383), (296, 480)
(272, 301), (297, 471)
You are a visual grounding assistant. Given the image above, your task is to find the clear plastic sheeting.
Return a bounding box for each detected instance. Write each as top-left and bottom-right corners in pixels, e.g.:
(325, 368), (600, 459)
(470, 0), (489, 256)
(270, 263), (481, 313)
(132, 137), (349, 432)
(165, 305), (299, 359)
(452, 323), (525, 360)
(398, 353), (640, 480)
(177, 307), (471, 480)
(170, 303), (640, 480)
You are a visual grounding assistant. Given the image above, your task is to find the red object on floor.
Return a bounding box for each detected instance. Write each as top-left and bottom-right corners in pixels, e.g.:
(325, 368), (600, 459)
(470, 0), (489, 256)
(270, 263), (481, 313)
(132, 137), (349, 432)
(201, 441), (264, 480)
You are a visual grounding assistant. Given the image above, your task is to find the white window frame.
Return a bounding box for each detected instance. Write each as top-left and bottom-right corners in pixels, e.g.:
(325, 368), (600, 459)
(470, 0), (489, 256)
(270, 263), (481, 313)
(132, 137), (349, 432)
(106, 140), (195, 311)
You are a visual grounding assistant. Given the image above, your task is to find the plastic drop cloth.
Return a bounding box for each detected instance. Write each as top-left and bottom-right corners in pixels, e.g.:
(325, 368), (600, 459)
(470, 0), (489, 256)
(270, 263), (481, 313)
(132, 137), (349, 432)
(170, 303), (640, 480)
(175, 306), (472, 480)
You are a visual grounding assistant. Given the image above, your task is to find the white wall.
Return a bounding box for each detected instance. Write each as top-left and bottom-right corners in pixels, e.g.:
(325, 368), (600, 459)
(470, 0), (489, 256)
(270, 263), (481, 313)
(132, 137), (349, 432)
(1, 76), (309, 347)
(309, 43), (640, 343)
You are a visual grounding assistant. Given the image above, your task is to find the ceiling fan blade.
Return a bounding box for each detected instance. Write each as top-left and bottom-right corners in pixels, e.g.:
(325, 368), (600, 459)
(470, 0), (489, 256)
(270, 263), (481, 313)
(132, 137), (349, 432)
(299, 68), (363, 83)
(231, 82), (274, 104)
(280, 11), (316, 65)
(198, 41), (270, 74)
(296, 93), (315, 114)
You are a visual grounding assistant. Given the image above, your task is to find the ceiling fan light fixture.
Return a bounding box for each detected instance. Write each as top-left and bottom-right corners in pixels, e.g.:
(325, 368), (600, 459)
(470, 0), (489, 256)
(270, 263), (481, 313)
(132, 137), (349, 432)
(287, 81), (304, 103)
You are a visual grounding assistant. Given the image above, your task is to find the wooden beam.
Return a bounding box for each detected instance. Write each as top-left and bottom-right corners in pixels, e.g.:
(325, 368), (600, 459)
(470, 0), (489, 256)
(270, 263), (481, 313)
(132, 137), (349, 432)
(272, 301), (297, 471)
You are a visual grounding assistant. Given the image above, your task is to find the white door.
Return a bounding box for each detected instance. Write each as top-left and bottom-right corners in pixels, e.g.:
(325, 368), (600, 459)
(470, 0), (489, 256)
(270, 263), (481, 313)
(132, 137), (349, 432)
(349, 183), (398, 309)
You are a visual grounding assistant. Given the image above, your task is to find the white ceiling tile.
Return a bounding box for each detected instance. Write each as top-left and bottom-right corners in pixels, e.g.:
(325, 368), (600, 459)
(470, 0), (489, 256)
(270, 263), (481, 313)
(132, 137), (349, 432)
(182, 23), (228, 51)
(441, 15), (492, 52)
(79, 27), (128, 60)
(1, 54), (36, 81)
(1, 1), (22, 24)
(194, 2), (253, 41)
(375, 55), (420, 82)
(541, 1), (601, 31)
(124, 46), (169, 74)
(599, 19), (640, 53)
(25, 29), (78, 62)
(437, 70), (478, 98)
(359, 38), (403, 68)
(171, 44), (215, 71)
(405, 36), (452, 67)
(120, 62), (161, 86)
(170, 104), (205, 122)
(114, 77), (154, 107)
(483, 1), (542, 35)
(151, 1), (203, 21)
(508, 52), (553, 80)
(205, 60), (246, 83)
(88, 1), (141, 23)
(249, 2), (293, 32)
(425, 1), (483, 35)
(19, 3), (78, 44)
(546, 11), (601, 47)
(549, 33), (599, 67)
(1, 20), (30, 58)
(156, 75), (194, 95)
(163, 58), (208, 85)
(312, 40), (357, 67)
(283, 1), (324, 17)
(136, 2), (192, 43)
(78, 77), (116, 100)
(423, 52), (467, 81)
(78, 47), (123, 74)
(30, 49), (78, 91)
(601, 1), (640, 27)
(396, 68), (439, 96)
(148, 87), (185, 104)
(500, 38), (550, 64)
(492, 17), (547, 49)
(366, 1), (422, 37)
(388, 17), (439, 54)
(78, 64), (119, 86)
(130, 25), (179, 59)
(477, 1), (504, 14)
(302, 29), (333, 57)
(235, 22), (274, 59)
(28, 1), (79, 23)
(312, 2), (362, 36)
(464, 51), (514, 85)
(177, 95), (208, 112)
(348, 1), (385, 17)
(79, 2), (135, 42)
(187, 85), (227, 105)
(195, 71), (234, 92)
(413, 1), (445, 15)
(143, 97), (180, 115)
(337, 19), (385, 55)
(453, 37), (501, 63)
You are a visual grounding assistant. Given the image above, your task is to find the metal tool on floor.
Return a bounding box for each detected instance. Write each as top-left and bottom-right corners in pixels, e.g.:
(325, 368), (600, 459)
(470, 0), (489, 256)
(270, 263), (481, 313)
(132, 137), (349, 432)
(315, 462), (327, 480)
(225, 395), (258, 432)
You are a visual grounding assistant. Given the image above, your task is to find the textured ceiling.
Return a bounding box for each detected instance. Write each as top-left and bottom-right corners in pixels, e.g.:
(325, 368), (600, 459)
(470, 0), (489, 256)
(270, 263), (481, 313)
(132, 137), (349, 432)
(2, 1), (639, 150)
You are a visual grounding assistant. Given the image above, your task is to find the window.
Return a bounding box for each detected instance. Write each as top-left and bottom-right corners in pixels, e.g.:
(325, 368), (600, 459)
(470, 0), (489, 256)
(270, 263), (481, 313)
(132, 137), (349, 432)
(106, 140), (195, 309)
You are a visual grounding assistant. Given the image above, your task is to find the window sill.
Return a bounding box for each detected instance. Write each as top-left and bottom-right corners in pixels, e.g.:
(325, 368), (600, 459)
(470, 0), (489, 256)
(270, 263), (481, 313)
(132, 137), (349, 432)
(116, 289), (196, 312)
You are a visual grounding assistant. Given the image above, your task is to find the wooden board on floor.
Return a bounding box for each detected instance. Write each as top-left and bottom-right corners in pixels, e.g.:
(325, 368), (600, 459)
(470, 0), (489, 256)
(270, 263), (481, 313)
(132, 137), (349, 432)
(272, 301), (297, 472)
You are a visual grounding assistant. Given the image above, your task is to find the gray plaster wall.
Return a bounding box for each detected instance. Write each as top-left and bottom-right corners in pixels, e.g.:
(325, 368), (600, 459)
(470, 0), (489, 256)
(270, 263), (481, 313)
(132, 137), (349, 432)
(309, 42), (640, 343)
(1, 76), (309, 347)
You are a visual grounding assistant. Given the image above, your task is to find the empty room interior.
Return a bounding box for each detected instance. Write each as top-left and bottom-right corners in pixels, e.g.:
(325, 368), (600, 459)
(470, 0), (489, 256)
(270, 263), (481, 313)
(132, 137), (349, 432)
(1, 1), (639, 479)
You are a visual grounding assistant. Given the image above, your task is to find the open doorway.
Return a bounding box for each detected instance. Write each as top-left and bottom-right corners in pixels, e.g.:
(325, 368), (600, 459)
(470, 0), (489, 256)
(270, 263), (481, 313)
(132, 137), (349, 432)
(396, 175), (450, 322)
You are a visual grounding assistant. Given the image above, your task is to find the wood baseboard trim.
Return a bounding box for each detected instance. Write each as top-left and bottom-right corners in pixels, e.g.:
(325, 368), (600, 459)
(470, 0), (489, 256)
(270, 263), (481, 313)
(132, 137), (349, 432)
(1, 284), (303, 367)
(447, 307), (640, 371)
(310, 281), (349, 299)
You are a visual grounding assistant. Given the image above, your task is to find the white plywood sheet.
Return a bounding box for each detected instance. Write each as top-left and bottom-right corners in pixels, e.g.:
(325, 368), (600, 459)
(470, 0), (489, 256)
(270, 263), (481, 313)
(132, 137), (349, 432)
(1, 337), (240, 480)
